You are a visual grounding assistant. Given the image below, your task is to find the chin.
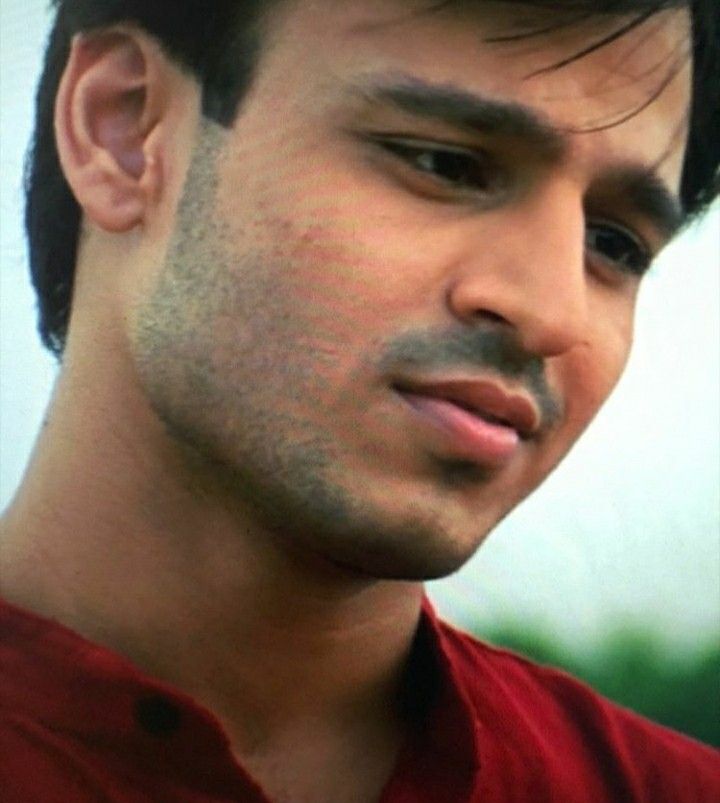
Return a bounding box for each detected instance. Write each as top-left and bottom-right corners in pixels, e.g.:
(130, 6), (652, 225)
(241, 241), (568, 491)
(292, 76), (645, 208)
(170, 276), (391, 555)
(266, 489), (492, 583)
(332, 539), (481, 583)
(143, 388), (502, 582)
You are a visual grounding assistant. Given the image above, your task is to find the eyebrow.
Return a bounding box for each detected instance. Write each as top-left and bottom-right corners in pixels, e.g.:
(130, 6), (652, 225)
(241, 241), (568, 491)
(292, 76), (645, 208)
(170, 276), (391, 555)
(604, 166), (684, 241)
(350, 73), (685, 241)
(354, 73), (568, 161)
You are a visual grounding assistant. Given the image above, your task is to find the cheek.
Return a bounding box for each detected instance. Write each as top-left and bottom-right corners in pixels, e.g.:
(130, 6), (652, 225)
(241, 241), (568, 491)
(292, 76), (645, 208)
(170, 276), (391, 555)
(562, 313), (634, 433)
(251, 208), (433, 353)
(217, 128), (474, 346)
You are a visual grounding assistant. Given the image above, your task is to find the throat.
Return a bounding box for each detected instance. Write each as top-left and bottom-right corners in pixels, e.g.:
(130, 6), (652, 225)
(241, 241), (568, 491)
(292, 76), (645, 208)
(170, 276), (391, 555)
(229, 706), (405, 803)
(224, 610), (441, 803)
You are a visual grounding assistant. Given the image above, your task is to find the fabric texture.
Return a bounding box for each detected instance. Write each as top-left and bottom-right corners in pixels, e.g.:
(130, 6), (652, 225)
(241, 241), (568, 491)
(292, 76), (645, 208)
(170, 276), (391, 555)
(1, 595), (718, 802)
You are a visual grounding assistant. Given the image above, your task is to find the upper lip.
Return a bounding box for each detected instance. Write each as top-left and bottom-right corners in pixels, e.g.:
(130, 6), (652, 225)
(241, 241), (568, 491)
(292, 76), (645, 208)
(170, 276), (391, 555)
(394, 378), (541, 439)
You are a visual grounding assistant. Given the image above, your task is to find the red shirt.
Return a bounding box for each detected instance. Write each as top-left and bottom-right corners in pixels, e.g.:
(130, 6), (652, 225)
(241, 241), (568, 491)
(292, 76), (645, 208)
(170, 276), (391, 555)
(1, 595), (718, 802)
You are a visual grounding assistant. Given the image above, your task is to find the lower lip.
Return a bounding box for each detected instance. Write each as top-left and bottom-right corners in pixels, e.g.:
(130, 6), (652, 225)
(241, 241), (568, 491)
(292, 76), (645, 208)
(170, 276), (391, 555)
(398, 392), (521, 466)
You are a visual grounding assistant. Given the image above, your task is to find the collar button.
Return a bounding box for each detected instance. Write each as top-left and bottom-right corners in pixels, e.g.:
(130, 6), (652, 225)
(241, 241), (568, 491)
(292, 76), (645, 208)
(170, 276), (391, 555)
(134, 695), (182, 737)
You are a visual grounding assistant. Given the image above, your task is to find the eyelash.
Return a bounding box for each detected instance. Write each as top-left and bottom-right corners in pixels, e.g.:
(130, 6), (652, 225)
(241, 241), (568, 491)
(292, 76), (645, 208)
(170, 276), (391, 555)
(373, 137), (653, 278)
(376, 137), (502, 195)
(584, 220), (652, 277)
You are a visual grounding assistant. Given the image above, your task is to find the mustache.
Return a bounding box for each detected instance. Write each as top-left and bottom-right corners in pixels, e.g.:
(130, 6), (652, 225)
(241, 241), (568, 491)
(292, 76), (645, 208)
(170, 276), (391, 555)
(378, 326), (563, 428)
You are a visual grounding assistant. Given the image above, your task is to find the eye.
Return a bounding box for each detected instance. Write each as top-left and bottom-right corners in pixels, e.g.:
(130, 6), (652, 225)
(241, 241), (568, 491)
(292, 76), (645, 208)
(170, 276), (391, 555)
(374, 138), (499, 194)
(585, 220), (652, 277)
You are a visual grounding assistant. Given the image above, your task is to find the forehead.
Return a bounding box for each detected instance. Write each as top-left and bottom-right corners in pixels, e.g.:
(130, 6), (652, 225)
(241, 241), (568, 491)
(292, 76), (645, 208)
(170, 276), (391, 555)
(257, 0), (691, 190)
(266, 0), (691, 89)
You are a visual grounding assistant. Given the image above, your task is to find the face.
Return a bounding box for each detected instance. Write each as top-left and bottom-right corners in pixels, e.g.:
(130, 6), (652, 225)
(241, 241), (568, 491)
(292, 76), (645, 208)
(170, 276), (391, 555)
(129, 0), (690, 580)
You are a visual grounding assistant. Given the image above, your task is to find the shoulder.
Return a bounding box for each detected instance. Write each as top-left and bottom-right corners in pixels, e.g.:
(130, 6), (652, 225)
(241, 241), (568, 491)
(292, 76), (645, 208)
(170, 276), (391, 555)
(435, 618), (720, 802)
(0, 598), (143, 803)
(0, 714), (106, 803)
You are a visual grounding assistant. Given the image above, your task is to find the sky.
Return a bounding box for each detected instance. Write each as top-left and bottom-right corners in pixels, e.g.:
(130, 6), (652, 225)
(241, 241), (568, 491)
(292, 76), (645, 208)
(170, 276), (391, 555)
(1, 1), (718, 648)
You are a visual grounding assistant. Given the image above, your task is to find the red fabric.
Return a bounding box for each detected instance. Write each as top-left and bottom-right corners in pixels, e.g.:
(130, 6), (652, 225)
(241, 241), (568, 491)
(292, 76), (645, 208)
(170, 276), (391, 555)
(1, 595), (718, 802)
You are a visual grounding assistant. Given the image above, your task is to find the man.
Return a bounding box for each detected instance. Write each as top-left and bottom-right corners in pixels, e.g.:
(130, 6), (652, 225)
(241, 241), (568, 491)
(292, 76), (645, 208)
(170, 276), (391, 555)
(0, 0), (718, 800)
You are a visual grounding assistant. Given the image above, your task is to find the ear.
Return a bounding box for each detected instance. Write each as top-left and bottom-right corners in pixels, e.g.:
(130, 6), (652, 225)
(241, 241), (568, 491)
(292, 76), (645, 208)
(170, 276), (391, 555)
(55, 27), (177, 233)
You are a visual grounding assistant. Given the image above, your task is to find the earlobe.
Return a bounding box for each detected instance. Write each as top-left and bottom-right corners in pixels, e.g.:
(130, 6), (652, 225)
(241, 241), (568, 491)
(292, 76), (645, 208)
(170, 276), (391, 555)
(55, 29), (166, 233)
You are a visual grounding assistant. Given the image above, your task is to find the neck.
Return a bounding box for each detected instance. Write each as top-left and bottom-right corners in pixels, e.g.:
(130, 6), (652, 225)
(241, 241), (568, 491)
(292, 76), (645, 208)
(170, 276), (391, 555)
(0, 333), (424, 756)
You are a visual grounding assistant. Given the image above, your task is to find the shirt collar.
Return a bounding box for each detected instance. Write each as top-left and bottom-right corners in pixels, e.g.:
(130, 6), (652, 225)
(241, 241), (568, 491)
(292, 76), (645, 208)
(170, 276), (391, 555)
(1, 594), (481, 800)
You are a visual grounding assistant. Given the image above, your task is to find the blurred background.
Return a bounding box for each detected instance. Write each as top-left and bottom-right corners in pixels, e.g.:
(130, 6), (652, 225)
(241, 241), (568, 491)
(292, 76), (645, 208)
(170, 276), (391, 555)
(1, 2), (718, 745)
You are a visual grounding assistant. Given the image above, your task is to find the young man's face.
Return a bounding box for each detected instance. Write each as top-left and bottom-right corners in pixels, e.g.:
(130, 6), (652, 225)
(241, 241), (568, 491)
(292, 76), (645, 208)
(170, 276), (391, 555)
(130, 0), (690, 580)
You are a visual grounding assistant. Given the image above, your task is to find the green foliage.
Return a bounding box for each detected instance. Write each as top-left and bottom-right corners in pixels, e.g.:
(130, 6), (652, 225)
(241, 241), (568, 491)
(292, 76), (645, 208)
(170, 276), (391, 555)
(472, 622), (720, 748)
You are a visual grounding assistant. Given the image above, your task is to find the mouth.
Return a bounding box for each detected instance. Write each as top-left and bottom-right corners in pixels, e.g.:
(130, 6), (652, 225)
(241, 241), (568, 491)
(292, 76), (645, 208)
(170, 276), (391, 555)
(393, 378), (540, 467)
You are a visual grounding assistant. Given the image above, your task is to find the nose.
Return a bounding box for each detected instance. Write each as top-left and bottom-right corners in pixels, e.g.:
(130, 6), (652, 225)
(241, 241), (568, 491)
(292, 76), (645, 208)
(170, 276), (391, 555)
(446, 181), (589, 358)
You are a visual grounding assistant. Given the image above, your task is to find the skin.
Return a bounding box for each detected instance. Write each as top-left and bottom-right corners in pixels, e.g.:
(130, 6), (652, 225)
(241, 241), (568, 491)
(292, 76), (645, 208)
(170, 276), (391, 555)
(0, 2), (691, 801)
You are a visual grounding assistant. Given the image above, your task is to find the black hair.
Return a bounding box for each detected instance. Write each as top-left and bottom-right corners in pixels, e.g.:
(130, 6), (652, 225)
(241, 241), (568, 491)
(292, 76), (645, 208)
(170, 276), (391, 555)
(24, 0), (719, 357)
(25, 0), (271, 356)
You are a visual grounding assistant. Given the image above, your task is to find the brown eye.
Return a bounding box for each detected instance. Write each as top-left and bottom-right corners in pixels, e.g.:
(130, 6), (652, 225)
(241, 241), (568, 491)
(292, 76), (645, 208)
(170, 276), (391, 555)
(586, 220), (652, 276)
(377, 138), (496, 193)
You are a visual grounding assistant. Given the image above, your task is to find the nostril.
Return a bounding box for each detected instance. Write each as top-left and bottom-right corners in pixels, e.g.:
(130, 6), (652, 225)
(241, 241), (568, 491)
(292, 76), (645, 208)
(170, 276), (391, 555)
(475, 309), (509, 326)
